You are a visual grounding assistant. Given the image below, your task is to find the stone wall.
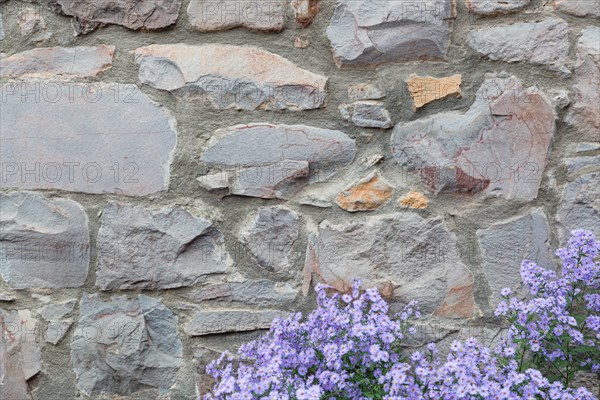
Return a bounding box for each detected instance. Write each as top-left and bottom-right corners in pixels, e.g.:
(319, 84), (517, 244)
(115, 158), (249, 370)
(0, 0), (598, 398)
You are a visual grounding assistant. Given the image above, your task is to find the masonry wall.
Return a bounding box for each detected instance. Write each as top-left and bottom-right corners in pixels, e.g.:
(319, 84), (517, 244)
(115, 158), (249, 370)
(0, 0), (598, 399)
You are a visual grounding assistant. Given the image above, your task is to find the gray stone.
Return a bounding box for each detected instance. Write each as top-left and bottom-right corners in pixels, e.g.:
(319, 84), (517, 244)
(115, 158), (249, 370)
(240, 206), (299, 272)
(0, 46), (114, 79)
(44, 0), (182, 35)
(0, 82), (177, 195)
(230, 160), (309, 200)
(391, 76), (555, 201)
(0, 309), (42, 400)
(348, 83), (385, 100)
(18, 8), (46, 36)
(39, 300), (76, 321)
(0, 13), (4, 41)
(186, 309), (288, 335)
(71, 293), (183, 396)
(569, 142), (600, 154)
(201, 123), (356, 184)
(465, 0), (529, 15)
(326, 0), (455, 67)
(305, 213), (475, 317)
(197, 172), (230, 195)
(557, 172), (600, 242)
(188, 0), (286, 32)
(477, 209), (552, 307)
(187, 280), (297, 305)
(0, 192), (90, 289)
(133, 44), (327, 111)
(340, 101), (393, 129)
(45, 320), (73, 345)
(467, 19), (570, 76)
(565, 155), (600, 175)
(565, 27), (600, 138)
(96, 202), (231, 290)
(554, 0), (600, 18)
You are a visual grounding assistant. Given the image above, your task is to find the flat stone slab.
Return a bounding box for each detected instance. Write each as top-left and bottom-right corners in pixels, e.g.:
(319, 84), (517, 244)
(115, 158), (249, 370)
(335, 172), (394, 212)
(0, 82), (177, 195)
(187, 280), (297, 305)
(133, 44), (327, 110)
(406, 74), (461, 110)
(326, 0), (455, 66)
(188, 0), (286, 31)
(0, 46), (114, 79)
(465, 0), (530, 15)
(186, 309), (288, 335)
(96, 202), (231, 290)
(391, 76), (555, 201)
(554, 0), (600, 18)
(0, 192), (90, 289)
(557, 172), (600, 242)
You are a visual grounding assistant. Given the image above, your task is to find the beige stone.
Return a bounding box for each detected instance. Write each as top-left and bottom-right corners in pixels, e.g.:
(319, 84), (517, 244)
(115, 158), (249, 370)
(336, 172), (394, 212)
(399, 190), (429, 209)
(406, 74), (461, 110)
(291, 0), (320, 27)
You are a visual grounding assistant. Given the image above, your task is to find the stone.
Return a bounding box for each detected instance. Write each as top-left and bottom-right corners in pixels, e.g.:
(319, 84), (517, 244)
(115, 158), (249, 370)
(348, 83), (385, 100)
(197, 172), (230, 195)
(467, 19), (570, 76)
(44, 320), (73, 345)
(0, 309), (42, 400)
(240, 206), (299, 271)
(557, 172), (600, 242)
(186, 309), (288, 335)
(477, 209), (553, 307)
(399, 190), (429, 209)
(465, 0), (530, 15)
(554, 0), (600, 18)
(133, 44), (327, 111)
(391, 76), (555, 201)
(0, 82), (177, 195)
(294, 35), (310, 48)
(231, 160), (309, 200)
(0, 192), (90, 289)
(71, 294), (183, 396)
(569, 142), (600, 153)
(187, 280), (297, 305)
(291, 0), (320, 27)
(18, 8), (46, 35)
(340, 101), (393, 129)
(565, 155), (600, 175)
(45, 0), (182, 35)
(96, 202), (231, 290)
(0, 13), (4, 41)
(0, 45), (114, 79)
(39, 300), (76, 321)
(306, 213), (474, 316)
(565, 27), (600, 138)
(335, 172), (394, 212)
(326, 0), (456, 67)
(406, 74), (461, 110)
(188, 0), (285, 32)
(201, 123), (356, 185)
(364, 154), (385, 167)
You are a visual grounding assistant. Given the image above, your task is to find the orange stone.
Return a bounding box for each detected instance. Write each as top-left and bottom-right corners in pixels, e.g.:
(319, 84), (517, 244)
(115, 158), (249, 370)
(399, 190), (429, 209)
(336, 172), (394, 212)
(434, 268), (477, 318)
(406, 74), (461, 110)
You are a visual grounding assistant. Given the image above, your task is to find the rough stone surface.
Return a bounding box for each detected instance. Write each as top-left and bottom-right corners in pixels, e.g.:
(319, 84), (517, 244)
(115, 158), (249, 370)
(565, 27), (600, 138)
(18, 8), (46, 35)
(477, 209), (552, 307)
(465, 0), (530, 15)
(201, 123), (356, 185)
(0, 45), (114, 79)
(39, 300), (77, 344)
(0, 13), (4, 41)
(348, 83), (385, 100)
(565, 155), (600, 175)
(45, 0), (182, 35)
(336, 172), (394, 212)
(96, 202), (230, 290)
(305, 213), (475, 316)
(467, 19), (570, 76)
(0, 82), (177, 195)
(0, 309), (42, 400)
(327, 0), (455, 67)
(406, 74), (461, 110)
(391, 76), (555, 200)
(554, 0), (600, 18)
(39, 300), (76, 321)
(71, 294), (183, 396)
(187, 280), (297, 305)
(240, 206), (299, 271)
(291, 0), (320, 27)
(230, 160), (309, 200)
(133, 44), (327, 110)
(340, 101), (393, 129)
(557, 172), (600, 242)
(188, 0), (285, 32)
(0, 192), (90, 289)
(399, 190), (429, 209)
(186, 309), (288, 335)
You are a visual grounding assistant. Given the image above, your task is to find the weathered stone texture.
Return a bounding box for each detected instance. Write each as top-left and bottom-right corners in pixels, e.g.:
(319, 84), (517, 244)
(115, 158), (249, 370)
(187, 280), (297, 305)
(465, 0), (530, 15)
(240, 206), (299, 272)
(340, 101), (393, 129)
(348, 83), (385, 100)
(336, 172), (394, 212)
(186, 309), (288, 335)
(554, 0), (600, 18)
(391, 76), (555, 200)
(17, 8), (46, 36)
(71, 294), (183, 396)
(230, 160), (309, 200)
(96, 202), (230, 290)
(0, 45), (115, 79)
(406, 74), (461, 110)
(188, 0), (286, 31)
(39, 300), (76, 345)
(557, 172), (600, 242)
(467, 19), (570, 76)
(0, 192), (90, 289)
(133, 44), (327, 110)
(0, 82), (177, 195)
(399, 190), (429, 209)
(291, 0), (320, 27)
(327, 0), (456, 66)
